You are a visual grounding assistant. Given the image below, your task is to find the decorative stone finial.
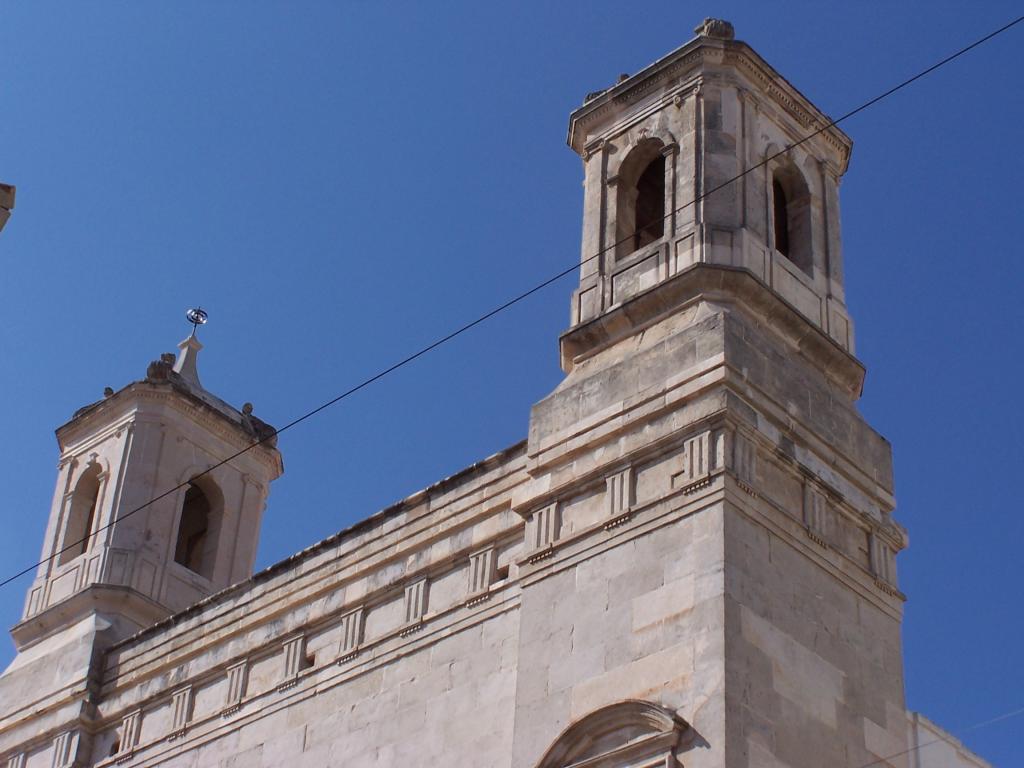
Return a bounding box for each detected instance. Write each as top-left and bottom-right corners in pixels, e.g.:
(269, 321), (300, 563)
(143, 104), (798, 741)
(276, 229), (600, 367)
(173, 336), (203, 387)
(694, 18), (734, 40)
(146, 353), (176, 382)
(239, 402), (278, 447)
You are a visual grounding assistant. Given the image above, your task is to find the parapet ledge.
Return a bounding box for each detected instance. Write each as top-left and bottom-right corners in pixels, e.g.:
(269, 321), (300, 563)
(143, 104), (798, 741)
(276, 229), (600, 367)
(101, 440), (528, 664)
(10, 585), (171, 652)
(560, 263), (866, 400)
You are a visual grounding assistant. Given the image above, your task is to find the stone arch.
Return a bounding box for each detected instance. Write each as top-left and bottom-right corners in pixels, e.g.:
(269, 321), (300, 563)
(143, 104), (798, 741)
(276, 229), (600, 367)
(173, 472), (225, 580)
(534, 700), (690, 768)
(769, 158), (813, 276)
(611, 137), (670, 259)
(58, 461), (103, 565)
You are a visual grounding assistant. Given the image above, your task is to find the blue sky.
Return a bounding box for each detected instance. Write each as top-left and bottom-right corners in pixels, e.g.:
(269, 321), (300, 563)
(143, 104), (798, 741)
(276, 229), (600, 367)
(1, 2), (1022, 763)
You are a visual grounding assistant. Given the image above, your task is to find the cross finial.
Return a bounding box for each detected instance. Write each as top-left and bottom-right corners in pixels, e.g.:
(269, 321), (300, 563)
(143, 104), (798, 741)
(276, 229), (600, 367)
(186, 307), (208, 338)
(174, 307), (208, 387)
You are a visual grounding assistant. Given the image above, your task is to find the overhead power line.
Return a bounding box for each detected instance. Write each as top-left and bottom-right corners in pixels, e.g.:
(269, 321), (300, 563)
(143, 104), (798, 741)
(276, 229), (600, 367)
(1, 14), (1021, 592)
(859, 704), (1024, 768)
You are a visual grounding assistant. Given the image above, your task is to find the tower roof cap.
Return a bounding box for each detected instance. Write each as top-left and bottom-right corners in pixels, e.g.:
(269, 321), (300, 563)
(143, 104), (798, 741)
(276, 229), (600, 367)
(567, 19), (853, 173)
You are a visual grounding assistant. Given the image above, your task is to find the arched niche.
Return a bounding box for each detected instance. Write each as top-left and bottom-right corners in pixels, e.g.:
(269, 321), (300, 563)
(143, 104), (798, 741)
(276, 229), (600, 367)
(535, 700), (690, 768)
(768, 155), (813, 276)
(612, 138), (670, 260)
(173, 475), (225, 580)
(58, 462), (103, 566)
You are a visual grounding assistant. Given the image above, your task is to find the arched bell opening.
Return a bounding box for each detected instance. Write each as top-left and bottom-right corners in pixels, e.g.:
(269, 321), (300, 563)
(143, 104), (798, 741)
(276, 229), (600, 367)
(58, 463), (102, 566)
(173, 477), (224, 580)
(615, 140), (668, 260)
(771, 163), (813, 276)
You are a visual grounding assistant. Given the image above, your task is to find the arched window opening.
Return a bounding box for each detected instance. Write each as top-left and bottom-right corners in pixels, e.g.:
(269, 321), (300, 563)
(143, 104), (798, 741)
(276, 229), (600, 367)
(772, 178), (790, 257)
(58, 464), (101, 566)
(633, 155), (665, 251)
(174, 481), (219, 579)
(615, 140), (667, 259)
(771, 166), (813, 276)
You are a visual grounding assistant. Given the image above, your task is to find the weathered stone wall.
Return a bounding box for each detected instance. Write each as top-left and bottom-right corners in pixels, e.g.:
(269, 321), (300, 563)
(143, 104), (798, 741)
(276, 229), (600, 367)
(510, 500), (728, 768)
(80, 444), (527, 767)
(724, 505), (907, 768)
(0, 23), (993, 768)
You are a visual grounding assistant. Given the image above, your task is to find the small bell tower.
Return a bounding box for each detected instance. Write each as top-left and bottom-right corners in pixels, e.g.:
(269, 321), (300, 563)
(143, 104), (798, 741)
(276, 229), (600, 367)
(513, 20), (908, 768)
(562, 17), (855, 371)
(13, 316), (283, 651)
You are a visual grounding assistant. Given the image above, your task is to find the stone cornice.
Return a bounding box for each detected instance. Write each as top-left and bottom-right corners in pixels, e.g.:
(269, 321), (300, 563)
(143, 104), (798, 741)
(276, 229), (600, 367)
(567, 36), (852, 173)
(89, 592), (522, 768)
(101, 441), (528, 665)
(560, 262), (866, 399)
(56, 383), (282, 475)
(10, 585), (171, 652)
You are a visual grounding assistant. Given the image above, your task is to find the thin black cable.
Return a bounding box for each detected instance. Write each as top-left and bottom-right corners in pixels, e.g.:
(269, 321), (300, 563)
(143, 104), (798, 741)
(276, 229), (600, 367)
(857, 704), (1024, 768)
(2, 14), (1021, 591)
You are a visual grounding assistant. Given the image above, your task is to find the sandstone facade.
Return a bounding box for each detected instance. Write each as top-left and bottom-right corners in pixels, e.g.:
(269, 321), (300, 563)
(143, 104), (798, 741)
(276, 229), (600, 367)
(0, 20), (991, 768)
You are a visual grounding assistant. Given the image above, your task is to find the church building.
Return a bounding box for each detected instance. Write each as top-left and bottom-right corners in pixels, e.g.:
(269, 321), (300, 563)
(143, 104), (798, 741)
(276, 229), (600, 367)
(0, 19), (992, 768)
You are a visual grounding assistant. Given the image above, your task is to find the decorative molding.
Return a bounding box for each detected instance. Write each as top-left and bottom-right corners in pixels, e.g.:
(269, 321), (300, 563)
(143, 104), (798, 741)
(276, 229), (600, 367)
(870, 532), (895, 586)
(402, 577), (429, 630)
(731, 430), (758, 496)
(118, 710), (142, 759)
(672, 430), (718, 493)
(535, 700), (691, 768)
(278, 635), (307, 690)
(467, 547), (496, 603)
(604, 468), (634, 530)
(60, 387), (281, 473)
(51, 729), (79, 768)
(168, 685), (193, 739)
(527, 503), (560, 556)
(337, 606), (364, 662)
(803, 480), (830, 549)
(571, 43), (848, 165)
(223, 659), (248, 713)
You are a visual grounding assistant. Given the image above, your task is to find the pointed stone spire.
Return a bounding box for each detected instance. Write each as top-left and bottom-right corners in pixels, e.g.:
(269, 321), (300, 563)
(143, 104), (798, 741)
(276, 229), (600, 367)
(173, 335), (203, 387)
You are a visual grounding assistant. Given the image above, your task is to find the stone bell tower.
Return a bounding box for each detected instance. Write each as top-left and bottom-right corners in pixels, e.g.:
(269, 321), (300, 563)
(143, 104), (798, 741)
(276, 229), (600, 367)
(0, 331), (282, 765)
(511, 19), (909, 768)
